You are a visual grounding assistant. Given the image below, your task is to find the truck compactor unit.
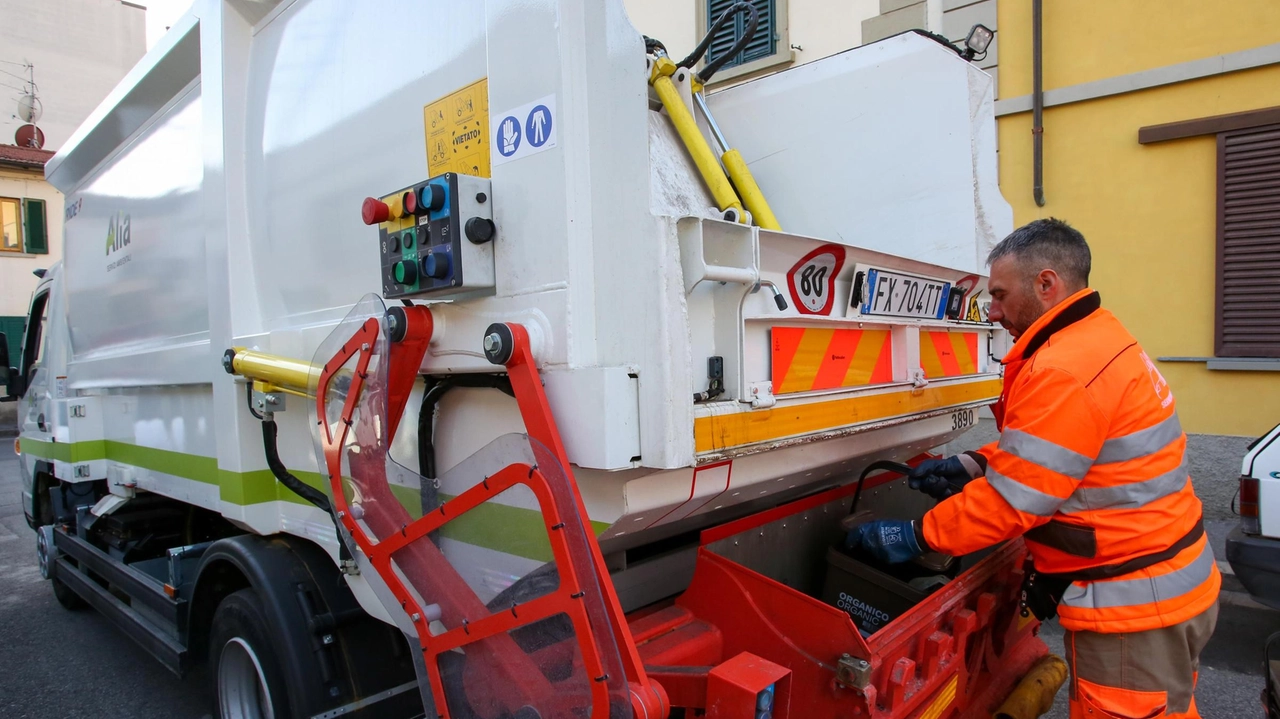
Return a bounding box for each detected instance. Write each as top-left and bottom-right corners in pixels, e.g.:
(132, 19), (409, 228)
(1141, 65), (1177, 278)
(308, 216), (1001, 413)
(6, 1), (1060, 717)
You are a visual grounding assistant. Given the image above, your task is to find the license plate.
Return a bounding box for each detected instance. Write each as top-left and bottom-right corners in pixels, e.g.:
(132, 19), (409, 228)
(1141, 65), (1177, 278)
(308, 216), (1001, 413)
(858, 268), (952, 320)
(950, 408), (976, 431)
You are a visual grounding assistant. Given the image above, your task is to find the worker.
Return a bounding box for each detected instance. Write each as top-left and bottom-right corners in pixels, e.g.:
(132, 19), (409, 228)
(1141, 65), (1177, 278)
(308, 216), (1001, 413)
(849, 219), (1219, 719)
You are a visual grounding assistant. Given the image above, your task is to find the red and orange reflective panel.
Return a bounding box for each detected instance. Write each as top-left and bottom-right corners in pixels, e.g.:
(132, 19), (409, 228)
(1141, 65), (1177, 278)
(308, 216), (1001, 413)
(771, 327), (893, 394)
(920, 331), (979, 379)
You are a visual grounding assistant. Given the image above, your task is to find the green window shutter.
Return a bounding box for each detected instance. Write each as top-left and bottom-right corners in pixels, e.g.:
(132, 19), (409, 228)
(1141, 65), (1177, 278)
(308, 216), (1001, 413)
(0, 316), (24, 371)
(705, 0), (776, 71)
(23, 198), (47, 255)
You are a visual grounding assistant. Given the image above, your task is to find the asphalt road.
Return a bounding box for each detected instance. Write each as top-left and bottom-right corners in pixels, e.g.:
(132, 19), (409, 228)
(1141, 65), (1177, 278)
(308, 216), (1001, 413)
(0, 431), (1275, 719)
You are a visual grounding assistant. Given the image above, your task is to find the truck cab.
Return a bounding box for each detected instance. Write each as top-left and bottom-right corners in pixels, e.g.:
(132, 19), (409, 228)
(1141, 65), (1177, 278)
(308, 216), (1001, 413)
(1226, 421), (1280, 608)
(3, 265), (59, 531)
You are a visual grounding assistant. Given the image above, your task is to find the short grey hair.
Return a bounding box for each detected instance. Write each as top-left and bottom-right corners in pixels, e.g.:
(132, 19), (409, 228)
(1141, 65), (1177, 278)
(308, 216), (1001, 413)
(987, 218), (1091, 289)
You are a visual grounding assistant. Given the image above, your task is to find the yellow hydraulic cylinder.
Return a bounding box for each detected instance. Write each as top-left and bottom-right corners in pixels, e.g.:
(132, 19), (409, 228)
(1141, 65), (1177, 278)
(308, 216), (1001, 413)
(994, 654), (1069, 719)
(721, 148), (780, 231)
(649, 57), (746, 221)
(226, 347), (321, 397)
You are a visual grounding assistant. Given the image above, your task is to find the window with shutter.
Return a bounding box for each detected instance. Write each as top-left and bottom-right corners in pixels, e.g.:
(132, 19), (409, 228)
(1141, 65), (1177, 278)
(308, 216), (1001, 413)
(704, 0), (777, 72)
(0, 198), (19, 253)
(22, 198), (47, 255)
(1217, 123), (1280, 358)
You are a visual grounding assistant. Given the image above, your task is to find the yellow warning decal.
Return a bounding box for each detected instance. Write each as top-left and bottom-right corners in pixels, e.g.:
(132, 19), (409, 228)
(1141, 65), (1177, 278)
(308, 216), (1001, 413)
(919, 674), (958, 719)
(425, 78), (490, 178)
(965, 295), (985, 323)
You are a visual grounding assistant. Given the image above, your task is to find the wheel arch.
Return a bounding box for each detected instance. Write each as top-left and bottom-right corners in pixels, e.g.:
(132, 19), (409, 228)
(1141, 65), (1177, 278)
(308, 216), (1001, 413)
(190, 533), (416, 717)
(26, 460), (55, 529)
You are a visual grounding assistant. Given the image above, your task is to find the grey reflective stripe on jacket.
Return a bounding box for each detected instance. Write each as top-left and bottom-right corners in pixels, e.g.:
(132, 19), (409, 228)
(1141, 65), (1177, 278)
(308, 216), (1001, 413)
(1095, 413), (1184, 465)
(1059, 541), (1215, 610)
(1059, 460), (1190, 514)
(987, 468), (1064, 517)
(998, 428), (1093, 480)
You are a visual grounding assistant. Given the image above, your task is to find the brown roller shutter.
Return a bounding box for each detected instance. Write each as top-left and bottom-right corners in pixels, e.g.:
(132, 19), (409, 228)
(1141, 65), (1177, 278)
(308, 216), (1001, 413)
(1217, 124), (1280, 358)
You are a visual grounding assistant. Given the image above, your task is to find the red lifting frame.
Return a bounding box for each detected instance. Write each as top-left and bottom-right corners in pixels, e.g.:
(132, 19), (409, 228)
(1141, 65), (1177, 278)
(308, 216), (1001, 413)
(316, 310), (666, 719)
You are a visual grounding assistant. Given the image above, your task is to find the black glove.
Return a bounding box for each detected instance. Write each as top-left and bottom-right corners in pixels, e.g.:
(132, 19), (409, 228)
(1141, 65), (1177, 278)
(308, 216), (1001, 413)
(907, 452), (986, 500)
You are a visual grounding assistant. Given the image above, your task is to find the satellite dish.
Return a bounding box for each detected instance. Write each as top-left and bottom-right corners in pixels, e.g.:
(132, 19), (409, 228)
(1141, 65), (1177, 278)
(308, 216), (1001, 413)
(17, 94), (42, 123)
(15, 124), (45, 149)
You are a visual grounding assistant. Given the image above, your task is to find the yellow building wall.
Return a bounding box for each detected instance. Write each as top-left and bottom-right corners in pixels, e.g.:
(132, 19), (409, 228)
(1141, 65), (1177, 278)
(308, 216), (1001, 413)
(997, 1), (1280, 437)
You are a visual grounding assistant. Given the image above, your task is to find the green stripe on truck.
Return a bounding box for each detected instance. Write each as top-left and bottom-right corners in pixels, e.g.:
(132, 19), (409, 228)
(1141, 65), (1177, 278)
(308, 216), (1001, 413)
(20, 437), (610, 561)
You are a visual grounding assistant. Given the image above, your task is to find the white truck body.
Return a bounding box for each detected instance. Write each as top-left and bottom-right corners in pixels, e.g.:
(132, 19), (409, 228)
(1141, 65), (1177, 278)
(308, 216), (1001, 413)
(16, 0), (1010, 629)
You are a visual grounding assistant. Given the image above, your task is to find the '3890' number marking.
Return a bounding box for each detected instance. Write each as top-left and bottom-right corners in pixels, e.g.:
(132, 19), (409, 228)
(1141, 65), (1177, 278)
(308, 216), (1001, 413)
(951, 409), (976, 431)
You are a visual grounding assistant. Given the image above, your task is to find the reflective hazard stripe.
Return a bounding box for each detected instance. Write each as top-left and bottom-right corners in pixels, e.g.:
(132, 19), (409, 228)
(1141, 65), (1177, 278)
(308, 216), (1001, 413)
(999, 428), (1093, 480)
(987, 468), (1065, 517)
(1060, 540), (1215, 610)
(1059, 459), (1190, 514)
(1095, 413), (1183, 465)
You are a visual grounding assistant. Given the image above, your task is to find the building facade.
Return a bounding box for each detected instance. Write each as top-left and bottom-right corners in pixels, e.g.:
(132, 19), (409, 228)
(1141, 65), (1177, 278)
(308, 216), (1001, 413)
(624, 0), (1279, 438)
(0, 145), (55, 425)
(0, 0), (146, 376)
(0, 0), (146, 151)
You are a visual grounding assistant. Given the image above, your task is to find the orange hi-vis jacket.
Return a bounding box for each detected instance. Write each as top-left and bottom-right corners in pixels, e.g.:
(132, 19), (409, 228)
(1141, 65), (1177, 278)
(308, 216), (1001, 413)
(922, 289), (1220, 634)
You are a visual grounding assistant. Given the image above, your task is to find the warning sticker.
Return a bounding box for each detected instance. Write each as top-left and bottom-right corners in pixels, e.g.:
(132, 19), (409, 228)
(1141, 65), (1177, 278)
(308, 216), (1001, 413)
(965, 295), (985, 323)
(424, 78), (490, 178)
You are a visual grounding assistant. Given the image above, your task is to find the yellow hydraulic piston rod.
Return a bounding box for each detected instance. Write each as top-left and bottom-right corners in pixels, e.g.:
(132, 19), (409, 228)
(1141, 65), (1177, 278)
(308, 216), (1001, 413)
(692, 92), (781, 231)
(222, 347), (321, 397)
(649, 56), (746, 221)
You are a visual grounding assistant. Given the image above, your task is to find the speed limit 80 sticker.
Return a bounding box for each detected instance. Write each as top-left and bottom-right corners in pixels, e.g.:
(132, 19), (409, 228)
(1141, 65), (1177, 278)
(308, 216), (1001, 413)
(787, 244), (846, 315)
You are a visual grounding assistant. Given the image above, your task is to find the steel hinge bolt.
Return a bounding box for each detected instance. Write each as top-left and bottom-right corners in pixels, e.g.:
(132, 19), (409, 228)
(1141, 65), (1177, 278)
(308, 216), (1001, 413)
(411, 612), (422, 623)
(483, 332), (502, 354)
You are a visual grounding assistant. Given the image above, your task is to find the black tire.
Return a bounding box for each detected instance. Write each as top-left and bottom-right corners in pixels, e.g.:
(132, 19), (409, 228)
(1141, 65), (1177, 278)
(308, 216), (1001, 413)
(37, 490), (84, 612)
(51, 574), (83, 610)
(210, 588), (292, 719)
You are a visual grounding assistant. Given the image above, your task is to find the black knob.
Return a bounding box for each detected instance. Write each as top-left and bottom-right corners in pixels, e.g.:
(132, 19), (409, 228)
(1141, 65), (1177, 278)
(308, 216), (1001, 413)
(393, 259), (418, 285)
(422, 251), (451, 279)
(419, 184), (446, 212)
(465, 217), (495, 244)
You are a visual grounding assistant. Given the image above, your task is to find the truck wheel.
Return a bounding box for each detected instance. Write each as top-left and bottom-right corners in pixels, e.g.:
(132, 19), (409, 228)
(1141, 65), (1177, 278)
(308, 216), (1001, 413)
(211, 589), (292, 719)
(36, 524), (84, 610)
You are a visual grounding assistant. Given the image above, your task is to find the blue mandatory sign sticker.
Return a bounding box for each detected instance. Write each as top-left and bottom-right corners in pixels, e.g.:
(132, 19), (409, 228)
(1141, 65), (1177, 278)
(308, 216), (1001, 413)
(497, 115), (522, 157)
(492, 94), (557, 166)
(525, 104), (553, 148)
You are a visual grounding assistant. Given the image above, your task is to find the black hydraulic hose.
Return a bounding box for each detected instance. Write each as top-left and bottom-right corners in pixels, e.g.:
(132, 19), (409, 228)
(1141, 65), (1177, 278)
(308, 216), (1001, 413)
(263, 419), (332, 512)
(676, 1), (759, 83)
(851, 460), (913, 515)
(261, 419), (353, 562)
(417, 375), (515, 512)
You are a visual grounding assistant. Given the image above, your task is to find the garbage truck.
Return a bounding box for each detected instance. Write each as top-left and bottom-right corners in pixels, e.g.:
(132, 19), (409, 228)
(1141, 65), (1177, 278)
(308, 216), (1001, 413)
(3, 1), (1063, 717)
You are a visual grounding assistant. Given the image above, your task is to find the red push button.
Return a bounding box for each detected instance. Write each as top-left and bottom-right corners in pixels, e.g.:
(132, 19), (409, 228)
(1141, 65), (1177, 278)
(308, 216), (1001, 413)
(361, 197), (390, 225)
(403, 190), (419, 216)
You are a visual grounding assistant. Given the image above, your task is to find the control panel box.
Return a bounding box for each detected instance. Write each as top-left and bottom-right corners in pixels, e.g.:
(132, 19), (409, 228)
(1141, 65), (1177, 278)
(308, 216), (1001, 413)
(363, 173), (496, 299)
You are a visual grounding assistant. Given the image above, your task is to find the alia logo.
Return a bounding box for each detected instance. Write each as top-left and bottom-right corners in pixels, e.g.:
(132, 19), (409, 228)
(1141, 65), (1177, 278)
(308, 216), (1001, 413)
(105, 212), (131, 256)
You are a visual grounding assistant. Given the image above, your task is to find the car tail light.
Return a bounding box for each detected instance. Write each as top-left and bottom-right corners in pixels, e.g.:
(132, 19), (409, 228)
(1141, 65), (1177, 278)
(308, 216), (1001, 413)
(1240, 475), (1261, 535)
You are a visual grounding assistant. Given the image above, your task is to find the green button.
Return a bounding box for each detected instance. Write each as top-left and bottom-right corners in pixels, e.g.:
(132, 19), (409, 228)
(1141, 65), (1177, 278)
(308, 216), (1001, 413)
(393, 260), (417, 285)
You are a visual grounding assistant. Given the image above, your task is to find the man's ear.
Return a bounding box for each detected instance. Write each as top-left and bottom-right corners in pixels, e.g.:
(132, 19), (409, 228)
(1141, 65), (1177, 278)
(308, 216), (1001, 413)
(1037, 269), (1056, 294)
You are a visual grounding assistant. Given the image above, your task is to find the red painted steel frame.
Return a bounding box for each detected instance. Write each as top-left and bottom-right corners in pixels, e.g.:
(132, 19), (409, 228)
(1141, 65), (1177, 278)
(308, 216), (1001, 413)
(316, 313), (666, 719)
(499, 323), (668, 719)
